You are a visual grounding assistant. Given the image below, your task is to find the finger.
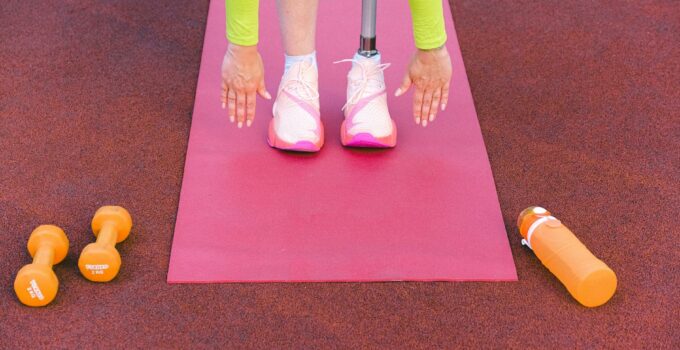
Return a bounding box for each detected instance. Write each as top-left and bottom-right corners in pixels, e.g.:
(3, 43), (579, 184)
(221, 83), (227, 109)
(246, 91), (256, 127)
(227, 89), (237, 123)
(429, 88), (442, 123)
(395, 75), (412, 97)
(420, 89), (434, 127)
(440, 82), (450, 111)
(257, 79), (271, 100)
(413, 88), (424, 124)
(236, 92), (246, 128)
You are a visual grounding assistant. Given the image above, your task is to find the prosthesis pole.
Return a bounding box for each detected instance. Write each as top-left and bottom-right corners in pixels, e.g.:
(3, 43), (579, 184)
(359, 0), (378, 57)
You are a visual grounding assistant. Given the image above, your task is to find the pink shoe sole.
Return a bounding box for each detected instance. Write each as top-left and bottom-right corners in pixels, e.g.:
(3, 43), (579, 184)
(267, 119), (324, 152)
(340, 120), (397, 148)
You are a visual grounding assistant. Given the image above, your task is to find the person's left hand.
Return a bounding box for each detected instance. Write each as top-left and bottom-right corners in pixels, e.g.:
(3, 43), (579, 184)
(395, 46), (452, 127)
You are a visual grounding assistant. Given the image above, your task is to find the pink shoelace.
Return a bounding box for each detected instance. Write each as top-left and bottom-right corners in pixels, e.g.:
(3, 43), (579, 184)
(334, 58), (390, 111)
(280, 60), (319, 101)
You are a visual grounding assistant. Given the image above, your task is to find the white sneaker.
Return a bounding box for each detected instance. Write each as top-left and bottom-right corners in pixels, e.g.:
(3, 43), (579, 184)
(335, 56), (396, 148)
(268, 60), (324, 152)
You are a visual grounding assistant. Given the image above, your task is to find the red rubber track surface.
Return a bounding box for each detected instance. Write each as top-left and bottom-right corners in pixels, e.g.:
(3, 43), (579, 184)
(0, 1), (677, 348)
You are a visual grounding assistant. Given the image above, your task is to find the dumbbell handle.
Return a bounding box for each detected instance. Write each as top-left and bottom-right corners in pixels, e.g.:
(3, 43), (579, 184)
(95, 221), (119, 247)
(33, 243), (55, 267)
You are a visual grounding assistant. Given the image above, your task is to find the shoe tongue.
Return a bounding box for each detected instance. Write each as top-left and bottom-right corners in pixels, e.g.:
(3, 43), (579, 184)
(350, 58), (373, 74)
(349, 61), (383, 93)
(282, 61), (318, 96)
(289, 60), (317, 81)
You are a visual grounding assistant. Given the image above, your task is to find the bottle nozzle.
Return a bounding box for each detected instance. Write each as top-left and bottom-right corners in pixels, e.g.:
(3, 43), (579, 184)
(517, 206), (551, 238)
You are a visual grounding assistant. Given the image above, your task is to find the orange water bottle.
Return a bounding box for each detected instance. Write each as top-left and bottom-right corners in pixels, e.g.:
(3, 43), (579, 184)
(517, 206), (617, 307)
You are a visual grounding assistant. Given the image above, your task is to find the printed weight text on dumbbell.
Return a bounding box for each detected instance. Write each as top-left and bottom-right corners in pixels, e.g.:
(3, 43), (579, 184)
(85, 264), (110, 275)
(27, 280), (45, 300)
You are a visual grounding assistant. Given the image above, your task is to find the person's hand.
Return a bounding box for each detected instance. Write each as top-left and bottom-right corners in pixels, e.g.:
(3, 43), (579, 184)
(395, 46), (452, 127)
(221, 44), (271, 128)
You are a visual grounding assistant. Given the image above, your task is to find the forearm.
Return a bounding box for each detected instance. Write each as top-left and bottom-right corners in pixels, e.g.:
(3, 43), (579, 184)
(408, 0), (447, 50)
(225, 0), (260, 46)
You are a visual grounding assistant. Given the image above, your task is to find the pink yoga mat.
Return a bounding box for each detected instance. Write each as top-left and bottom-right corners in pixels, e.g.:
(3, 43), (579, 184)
(167, 0), (517, 282)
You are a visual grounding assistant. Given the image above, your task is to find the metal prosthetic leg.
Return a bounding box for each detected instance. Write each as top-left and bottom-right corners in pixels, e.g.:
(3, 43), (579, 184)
(358, 0), (378, 57)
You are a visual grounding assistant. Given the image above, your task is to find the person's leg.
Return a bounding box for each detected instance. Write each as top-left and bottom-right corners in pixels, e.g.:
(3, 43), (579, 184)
(269, 0), (323, 152)
(339, 0), (396, 148)
(277, 0), (317, 56)
(277, 0), (318, 71)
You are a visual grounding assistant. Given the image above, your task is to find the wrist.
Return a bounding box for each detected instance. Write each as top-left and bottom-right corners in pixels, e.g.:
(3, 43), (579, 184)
(227, 43), (259, 57)
(418, 45), (447, 55)
(416, 45), (448, 62)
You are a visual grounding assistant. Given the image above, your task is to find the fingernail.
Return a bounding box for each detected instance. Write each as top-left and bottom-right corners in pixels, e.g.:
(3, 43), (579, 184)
(429, 114), (434, 122)
(266, 92), (272, 99)
(237, 121), (243, 128)
(222, 102), (226, 109)
(441, 104), (446, 111)
(230, 115), (235, 123)
(422, 119), (428, 127)
(246, 120), (252, 127)
(415, 118), (420, 125)
(395, 89), (402, 97)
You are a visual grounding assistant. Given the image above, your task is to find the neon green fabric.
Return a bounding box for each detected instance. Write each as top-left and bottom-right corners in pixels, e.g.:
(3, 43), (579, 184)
(225, 0), (259, 46)
(225, 0), (447, 49)
(408, 0), (447, 49)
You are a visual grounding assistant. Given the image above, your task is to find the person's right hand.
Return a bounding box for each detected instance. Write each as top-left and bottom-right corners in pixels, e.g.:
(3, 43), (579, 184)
(221, 44), (271, 128)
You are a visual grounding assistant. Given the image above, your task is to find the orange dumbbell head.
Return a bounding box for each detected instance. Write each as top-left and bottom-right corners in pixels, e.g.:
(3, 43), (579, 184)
(91, 206), (132, 243)
(78, 206), (132, 282)
(14, 225), (69, 307)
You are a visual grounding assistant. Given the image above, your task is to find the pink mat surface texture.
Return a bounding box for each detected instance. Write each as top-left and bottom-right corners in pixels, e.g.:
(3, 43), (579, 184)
(167, 0), (517, 282)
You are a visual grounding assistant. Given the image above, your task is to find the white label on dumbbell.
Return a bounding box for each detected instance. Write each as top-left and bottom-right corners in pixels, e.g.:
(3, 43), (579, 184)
(29, 279), (45, 300)
(85, 264), (109, 275)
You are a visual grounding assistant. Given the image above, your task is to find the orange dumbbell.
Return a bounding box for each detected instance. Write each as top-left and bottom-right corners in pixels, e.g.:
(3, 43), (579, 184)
(14, 225), (70, 307)
(517, 206), (617, 307)
(78, 206), (132, 282)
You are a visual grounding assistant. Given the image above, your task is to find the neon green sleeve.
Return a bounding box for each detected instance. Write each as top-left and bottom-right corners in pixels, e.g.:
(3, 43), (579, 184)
(225, 0), (259, 46)
(225, 0), (445, 48)
(408, 0), (448, 50)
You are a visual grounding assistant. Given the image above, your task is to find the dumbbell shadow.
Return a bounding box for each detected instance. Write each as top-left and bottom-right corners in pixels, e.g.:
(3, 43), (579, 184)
(78, 206), (132, 282)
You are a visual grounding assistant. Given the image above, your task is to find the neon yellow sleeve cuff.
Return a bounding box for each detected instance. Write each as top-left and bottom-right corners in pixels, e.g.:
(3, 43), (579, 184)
(408, 0), (448, 50)
(225, 0), (259, 46)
